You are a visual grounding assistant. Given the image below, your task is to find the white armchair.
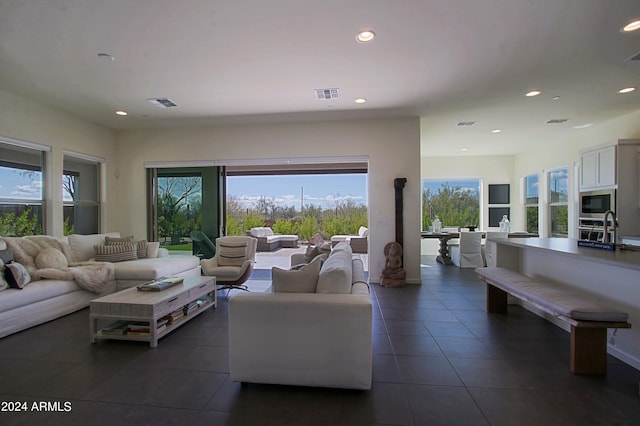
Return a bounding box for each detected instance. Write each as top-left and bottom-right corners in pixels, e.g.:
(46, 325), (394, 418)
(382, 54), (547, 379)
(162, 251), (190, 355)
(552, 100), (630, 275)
(450, 232), (484, 268)
(482, 231), (508, 267)
(201, 236), (257, 292)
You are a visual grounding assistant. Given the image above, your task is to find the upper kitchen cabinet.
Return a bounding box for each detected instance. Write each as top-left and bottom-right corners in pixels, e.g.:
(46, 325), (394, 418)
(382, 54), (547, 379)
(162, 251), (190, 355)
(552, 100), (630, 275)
(580, 144), (616, 191)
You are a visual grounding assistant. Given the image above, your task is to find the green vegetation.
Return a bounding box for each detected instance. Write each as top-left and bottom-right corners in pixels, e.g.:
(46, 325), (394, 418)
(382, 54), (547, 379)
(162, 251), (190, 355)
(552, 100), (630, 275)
(0, 209), (42, 237)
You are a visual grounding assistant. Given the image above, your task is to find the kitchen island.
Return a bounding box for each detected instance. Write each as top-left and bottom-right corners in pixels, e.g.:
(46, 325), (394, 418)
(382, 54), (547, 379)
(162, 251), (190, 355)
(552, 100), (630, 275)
(491, 238), (640, 370)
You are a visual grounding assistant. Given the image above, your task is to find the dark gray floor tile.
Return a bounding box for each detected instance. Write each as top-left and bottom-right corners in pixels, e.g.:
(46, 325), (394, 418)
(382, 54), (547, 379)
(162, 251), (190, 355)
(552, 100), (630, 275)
(373, 354), (401, 383)
(385, 319), (430, 336)
(425, 321), (475, 337)
(405, 384), (489, 425)
(449, 358), (530, 389)
(389, 334), (444, 357)
(395, 356), (463, 386)
(434, 336), (497, 359)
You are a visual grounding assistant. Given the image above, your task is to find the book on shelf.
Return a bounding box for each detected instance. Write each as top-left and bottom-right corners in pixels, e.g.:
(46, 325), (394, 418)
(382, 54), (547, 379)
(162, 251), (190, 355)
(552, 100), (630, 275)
(137, 276), (184, 292)
(101, 320), (130, 335)
(126, 331), (150, 337)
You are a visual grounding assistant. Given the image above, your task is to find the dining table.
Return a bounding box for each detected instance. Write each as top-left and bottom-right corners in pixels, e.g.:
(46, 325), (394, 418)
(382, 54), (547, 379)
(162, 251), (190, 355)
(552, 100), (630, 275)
(420, 231), (539, 265)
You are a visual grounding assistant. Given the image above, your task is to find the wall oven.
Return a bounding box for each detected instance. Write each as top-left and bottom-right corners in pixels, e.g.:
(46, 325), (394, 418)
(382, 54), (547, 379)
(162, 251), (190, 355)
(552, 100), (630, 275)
(580, 189), (616, 218)
(578, 189), (616, 242)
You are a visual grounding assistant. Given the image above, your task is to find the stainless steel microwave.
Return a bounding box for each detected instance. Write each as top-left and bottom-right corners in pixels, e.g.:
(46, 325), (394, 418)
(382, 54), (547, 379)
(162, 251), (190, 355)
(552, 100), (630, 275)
(579, 189), (616, 218)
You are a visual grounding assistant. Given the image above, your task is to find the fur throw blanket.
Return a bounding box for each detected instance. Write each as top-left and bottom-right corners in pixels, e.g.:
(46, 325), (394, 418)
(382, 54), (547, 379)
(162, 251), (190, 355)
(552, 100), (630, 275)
(1, 236), (114, 294)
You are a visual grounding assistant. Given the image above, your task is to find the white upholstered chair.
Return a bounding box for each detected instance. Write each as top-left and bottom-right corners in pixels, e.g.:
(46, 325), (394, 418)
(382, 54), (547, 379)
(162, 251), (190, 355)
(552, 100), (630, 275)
(482, 231), (508, 267)
(450, 232), (484, 268)
(201, 236), (257, 292)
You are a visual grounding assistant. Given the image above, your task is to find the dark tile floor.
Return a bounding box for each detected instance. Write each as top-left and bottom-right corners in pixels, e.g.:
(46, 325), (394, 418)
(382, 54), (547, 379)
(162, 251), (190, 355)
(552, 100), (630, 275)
(1, 257), (640, 425)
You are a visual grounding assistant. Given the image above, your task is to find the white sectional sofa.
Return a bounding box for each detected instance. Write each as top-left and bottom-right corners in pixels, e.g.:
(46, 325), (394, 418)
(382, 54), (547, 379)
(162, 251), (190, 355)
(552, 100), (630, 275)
(247, 227), (299, 251)
(0, 233), (200, 338)
(229, 242), (372, 390)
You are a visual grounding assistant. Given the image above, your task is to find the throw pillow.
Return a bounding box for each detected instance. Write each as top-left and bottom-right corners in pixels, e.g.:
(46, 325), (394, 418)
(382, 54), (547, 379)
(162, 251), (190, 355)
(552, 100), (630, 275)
(0, 248), (14, 264)
(303, 245), (320, 263)
(35, 247), (69, 269)
(218, 241), (248, 267)
(146, 241), (160, 258)
(94, 242), (137, 263)
(5, 262), (31, 289)
(272, 258), (322, 293)
(0, 259), (8, 292)
(105, 236), (134, 245)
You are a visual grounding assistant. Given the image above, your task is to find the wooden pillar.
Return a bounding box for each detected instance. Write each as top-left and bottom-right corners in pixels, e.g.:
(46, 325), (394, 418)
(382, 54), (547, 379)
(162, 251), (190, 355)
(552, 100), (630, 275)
(394, 177), (407, 249)
(570, 327), (607, 375)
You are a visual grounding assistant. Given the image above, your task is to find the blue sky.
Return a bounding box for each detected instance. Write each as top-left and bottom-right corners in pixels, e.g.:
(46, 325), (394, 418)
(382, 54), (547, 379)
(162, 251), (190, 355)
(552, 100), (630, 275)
(422, 179), (480, 196)
(0, 167), (42, 199)
(227, 174), (367, 209)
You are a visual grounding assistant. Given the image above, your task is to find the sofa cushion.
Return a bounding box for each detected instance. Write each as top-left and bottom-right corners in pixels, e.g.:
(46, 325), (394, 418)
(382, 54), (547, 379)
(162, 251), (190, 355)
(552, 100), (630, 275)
(316, 246), (353, 294)
(272, 259), (322, 293)
(94, 243), (137, 263)
(68, 232), (121, 262)
(5, 262), (31, 289)
(112, 256), (200, 281)
(105, 237), (148, 259)
(218, 241), (247, 267)
(104, 236), (133, 244)
(0, 279), (83, 312)
(35, 247), (69, 269)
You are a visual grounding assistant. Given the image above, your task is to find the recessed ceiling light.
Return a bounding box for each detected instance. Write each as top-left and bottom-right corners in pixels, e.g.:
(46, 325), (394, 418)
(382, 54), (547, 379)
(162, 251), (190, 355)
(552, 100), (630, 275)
(115, 110), (128, 116)
(97, 53), (114, 61)
(573, 123), (593, 129)
(460, 148), (469, 152)
(356, 30), (375, 43)
(525, 90), (541, 97)
(354, 98), (367, 104)
(491, 129), (502, 133)
(618, 86), (636, 94)
(622, 19), (640, 32)
(552, 96), (560, 100)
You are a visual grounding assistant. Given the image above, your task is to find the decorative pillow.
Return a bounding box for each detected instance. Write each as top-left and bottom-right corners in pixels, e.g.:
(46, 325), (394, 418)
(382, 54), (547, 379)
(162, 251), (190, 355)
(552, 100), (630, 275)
(218, 241), (248, 267)
(272, 259), (322, 293)
(105, 236), (134, 245)
(94, 242), (137, 263)
(0, 248), (14, 264)
(316, 248), (353, 294)
(146, 241), (160, 258)
(35, 247), (69, 269)
(5, 262), (31, 289)
(303, 245), (320, 263)
(68, 233), (121, 262)
(0, 259), (8, 292)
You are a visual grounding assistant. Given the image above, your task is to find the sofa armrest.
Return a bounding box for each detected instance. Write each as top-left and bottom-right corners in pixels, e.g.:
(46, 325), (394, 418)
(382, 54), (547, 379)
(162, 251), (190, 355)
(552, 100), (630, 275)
(229, 292), (372, 389)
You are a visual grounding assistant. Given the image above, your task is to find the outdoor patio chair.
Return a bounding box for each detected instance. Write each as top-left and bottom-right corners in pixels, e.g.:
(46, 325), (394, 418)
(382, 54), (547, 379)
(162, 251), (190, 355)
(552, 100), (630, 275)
(190, 230), (216, 259)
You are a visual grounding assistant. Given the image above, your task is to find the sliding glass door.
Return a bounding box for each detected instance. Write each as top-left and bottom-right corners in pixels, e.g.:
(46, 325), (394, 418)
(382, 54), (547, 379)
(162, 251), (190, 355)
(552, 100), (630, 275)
(147, 166), (222, 255)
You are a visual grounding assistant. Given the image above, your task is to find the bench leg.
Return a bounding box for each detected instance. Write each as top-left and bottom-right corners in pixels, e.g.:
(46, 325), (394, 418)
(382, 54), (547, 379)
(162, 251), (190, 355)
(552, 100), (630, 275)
(486, 284), (507, 314)
(570, 326), (607, 375)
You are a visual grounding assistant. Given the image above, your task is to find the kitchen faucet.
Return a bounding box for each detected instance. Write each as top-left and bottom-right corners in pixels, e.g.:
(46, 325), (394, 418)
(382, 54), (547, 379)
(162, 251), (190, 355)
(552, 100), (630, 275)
(602, 210), (617, 244)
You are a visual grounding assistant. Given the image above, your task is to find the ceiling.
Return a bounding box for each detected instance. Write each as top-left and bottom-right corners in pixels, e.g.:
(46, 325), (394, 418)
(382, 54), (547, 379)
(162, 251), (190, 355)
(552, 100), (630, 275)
(0, 0), (638, 156)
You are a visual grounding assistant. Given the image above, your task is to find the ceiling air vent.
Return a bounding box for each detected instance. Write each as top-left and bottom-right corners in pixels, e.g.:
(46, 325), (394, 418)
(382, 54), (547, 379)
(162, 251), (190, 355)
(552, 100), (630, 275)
(315, 88), (339, 100)
(457, 121), (476, 126)
(627, 50), (640, 62)
(147, 97), (178, 108)
(546, 118), (569, 124)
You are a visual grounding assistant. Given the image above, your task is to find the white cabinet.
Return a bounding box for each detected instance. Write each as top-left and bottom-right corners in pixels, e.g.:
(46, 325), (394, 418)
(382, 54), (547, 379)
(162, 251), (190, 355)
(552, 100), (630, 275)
(580, 145), (616, 190)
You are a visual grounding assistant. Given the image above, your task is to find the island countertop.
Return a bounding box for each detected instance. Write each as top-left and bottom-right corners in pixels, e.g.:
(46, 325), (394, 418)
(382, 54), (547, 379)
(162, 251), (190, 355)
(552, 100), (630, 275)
(495, 238), (640, 272)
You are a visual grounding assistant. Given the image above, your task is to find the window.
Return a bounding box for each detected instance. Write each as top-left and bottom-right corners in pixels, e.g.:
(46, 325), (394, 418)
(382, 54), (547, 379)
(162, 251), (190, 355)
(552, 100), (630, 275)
(548, 168), (569, 237)
(524, 174), (539, 233)
(0, 140), (46, 236)
(422, 179), (480, 230)
(63, 153), (101, 235)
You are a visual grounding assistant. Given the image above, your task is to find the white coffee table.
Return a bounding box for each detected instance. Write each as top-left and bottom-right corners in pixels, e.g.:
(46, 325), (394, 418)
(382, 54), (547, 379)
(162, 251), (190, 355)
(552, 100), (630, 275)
(90, 276), (216, 348)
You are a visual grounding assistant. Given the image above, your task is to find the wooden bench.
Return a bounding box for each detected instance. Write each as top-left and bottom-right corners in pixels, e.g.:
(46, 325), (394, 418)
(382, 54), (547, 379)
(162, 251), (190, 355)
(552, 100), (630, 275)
(475, 267), (631, 375)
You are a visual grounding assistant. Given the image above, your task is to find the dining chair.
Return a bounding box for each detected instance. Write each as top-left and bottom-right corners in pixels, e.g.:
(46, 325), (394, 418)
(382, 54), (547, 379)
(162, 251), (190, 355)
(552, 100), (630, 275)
(450, 231), (484, 268)
(482, 231), (508, 267)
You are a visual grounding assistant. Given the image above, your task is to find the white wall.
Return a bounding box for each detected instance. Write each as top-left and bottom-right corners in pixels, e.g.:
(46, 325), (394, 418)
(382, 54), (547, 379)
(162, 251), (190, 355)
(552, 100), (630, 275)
(0, 90), (117, 236)
(115, 118), (422, 284)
